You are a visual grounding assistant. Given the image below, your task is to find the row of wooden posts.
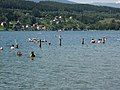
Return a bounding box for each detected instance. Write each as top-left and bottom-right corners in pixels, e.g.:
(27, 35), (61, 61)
(39, 38), (62, 48)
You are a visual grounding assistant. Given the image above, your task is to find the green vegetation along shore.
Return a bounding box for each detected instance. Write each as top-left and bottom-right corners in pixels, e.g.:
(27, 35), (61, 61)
(0, 0), (120, 31)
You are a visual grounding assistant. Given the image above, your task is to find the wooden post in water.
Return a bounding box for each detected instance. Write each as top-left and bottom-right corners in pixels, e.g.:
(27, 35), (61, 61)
(81, 38), (84, 45)
(59, 35), (62, 46)
(59, 38), (62, 46)
(39, 39), (42, 48)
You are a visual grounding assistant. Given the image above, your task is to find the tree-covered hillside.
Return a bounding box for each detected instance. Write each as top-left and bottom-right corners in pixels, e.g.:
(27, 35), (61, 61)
(0, 0), (120, 31)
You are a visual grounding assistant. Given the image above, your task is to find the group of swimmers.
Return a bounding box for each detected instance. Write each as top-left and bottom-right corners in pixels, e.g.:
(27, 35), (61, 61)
(28, 38), (51, 46)
(81, 37), (107, 45)
(0, 36), (107, 59)
(17, 51), (35, 58)
(0, 44), (36, 59)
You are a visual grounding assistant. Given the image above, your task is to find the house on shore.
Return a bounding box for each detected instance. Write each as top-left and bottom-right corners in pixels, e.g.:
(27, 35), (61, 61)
(13, 21), (22, 31)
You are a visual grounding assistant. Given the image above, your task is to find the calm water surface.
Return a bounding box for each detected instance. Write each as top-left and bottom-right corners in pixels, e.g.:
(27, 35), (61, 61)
(0, 31), (120, 90)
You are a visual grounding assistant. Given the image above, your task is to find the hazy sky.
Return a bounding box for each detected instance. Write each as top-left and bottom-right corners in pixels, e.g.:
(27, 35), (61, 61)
(69, 0), (120, 3)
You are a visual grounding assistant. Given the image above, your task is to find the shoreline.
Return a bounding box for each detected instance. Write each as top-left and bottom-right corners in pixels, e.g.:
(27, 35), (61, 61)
(0, 29), (120, 32)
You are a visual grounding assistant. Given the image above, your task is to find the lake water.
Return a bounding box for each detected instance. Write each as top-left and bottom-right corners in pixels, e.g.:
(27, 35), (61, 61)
(0, 31), (120, 90)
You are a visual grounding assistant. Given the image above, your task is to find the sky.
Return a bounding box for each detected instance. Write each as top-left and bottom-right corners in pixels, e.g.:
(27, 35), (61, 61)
(69, 0), (120, 3)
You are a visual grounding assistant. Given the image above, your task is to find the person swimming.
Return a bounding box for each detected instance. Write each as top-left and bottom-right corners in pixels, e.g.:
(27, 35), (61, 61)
(10, 45), (15, 50)
(48, 42), (51, 45)
(15, 43), (19, 48)
(90, 39), (96, 43)
(30, 51), (35, 58)
(102, 37), (107, 44)
(0, 47), (3, 51)
(17, 51), (22, 56)
(97, 39), (102, 44)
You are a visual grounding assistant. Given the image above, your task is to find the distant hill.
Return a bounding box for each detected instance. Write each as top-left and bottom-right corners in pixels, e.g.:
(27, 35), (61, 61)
(27, 0), (75, 4)
(0, 0), (120, 30)
(93, 3), (120, 8)
(0, 0), (120, 13)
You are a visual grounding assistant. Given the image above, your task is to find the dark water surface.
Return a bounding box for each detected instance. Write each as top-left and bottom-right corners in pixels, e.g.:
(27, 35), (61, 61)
(0, 31), (120, 90)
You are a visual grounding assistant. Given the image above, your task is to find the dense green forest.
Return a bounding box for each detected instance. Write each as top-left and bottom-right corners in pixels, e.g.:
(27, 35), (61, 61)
(0, 0), (120, 31)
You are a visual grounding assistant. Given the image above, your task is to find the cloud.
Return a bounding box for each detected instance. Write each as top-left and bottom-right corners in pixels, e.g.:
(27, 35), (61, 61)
(116, 0), (120, 3)
(69, 0), (117, 3)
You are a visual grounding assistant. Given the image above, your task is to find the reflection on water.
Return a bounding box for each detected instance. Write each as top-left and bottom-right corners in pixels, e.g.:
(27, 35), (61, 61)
(0, 31), (120, 90)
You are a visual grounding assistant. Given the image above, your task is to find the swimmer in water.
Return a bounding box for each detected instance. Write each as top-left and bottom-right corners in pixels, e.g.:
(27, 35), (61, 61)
(102, 37), (107, 44)
(48, 41), (51, 45)
(0, 47), (3, 50)
(17, 51), (22, 56)
(90, 39), (96, 44)
(10, 45), (15, 50)
(97, 39), (102, 44)
(15, 43), (19, 48)
(30, 51), (35, 58)
(0, 47), (3, 52)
